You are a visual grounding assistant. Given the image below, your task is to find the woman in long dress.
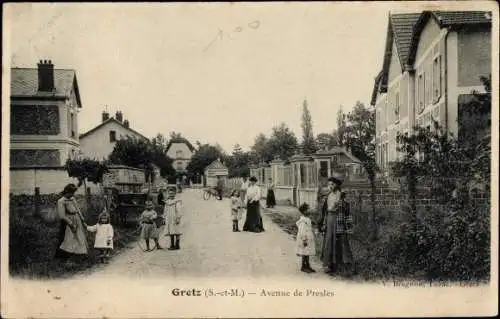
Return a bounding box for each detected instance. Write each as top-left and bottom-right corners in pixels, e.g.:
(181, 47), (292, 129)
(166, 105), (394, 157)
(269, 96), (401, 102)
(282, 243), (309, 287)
(265, 178), (276, 208)
(243, 176), (265, 233)
(55, 183), (88, 262)
(317, 173), (352, 274)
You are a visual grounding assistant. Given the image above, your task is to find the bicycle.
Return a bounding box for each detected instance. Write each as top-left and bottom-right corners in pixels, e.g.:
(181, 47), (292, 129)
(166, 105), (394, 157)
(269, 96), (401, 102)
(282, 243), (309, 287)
(203, 187), (219, 200)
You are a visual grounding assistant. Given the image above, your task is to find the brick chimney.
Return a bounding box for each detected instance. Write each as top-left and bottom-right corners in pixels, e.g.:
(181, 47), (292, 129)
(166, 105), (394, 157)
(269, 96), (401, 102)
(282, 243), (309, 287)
(123, 119), (130, 128)
(37, 59), (55, 92)
(115, 111), (123, 122)
(102, 111), (110, 122)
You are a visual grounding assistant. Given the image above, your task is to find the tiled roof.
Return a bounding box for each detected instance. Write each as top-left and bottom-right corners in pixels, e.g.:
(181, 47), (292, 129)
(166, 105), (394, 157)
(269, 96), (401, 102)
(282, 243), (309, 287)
(79, 118), (149, 141)
(432, 11), (492, 27)
(390, 13), (422, 67)
(11, 67), (83, 108)
(205, 158), (228, 171)
(407, 10), (492, 66)
(166, 138), (195, 152)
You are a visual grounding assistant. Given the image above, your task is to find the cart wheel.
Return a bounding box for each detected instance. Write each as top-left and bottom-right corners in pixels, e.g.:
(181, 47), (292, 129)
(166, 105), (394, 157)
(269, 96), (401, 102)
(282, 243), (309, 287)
(138, 238), (157, 252)
(203, 190), (211, 200)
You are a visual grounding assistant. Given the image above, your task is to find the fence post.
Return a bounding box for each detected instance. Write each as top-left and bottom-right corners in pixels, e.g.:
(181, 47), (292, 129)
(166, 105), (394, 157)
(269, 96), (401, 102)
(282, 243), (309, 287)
(34, 187), (41, 216)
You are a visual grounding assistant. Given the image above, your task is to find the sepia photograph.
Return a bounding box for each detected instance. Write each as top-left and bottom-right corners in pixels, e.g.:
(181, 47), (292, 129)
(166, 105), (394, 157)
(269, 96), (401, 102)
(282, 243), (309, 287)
(1, 1), (498, 318)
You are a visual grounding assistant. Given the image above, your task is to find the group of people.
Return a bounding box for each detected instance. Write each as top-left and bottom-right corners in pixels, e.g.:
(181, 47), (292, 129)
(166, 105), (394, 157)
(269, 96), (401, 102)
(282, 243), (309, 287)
(140, 186), (183, 251)
(55, 184), (114, 265)
(294, 172), (354, 275)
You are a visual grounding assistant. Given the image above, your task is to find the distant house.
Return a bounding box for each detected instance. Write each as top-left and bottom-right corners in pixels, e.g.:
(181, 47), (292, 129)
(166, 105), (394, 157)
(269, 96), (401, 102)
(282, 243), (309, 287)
(371, 11), (492, 173)
(10, 60), (84, 194)
(166, 139), (195, 173)
(79, 111), (149, 161)
(204, 158), (229, 187)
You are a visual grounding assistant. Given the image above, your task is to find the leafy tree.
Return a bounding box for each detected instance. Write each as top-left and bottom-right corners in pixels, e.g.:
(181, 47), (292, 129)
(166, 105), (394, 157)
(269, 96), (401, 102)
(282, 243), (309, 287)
(336, 105), (347, 146)
(108, 136), (174, 182)
(339, 101), (378, 239)
(250, 133), (273, 164)
(301, 100), (318, 154)
(225, 144), (251, 177)
(186, 143), (223, 176)
(316, 132), (337, 151)
(268, 122), (299, 160)
(65, 158), (109, 195)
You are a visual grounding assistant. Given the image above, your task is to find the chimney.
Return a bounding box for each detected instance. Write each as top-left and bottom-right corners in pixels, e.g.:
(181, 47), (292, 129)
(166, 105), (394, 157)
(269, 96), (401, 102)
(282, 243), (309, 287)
(102, 111), (110, 122)
(115, 111), (123, 122)
(37, 59), (55, 92)
(123, 119), (129, 128)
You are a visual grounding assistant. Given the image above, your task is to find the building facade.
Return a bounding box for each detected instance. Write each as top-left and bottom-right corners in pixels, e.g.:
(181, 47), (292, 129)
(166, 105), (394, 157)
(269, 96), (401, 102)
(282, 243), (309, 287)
(10, 60), (85, 194)
(166, 140), (195, 173)
(79, 111), (148, 161)
(372, 11), (492, 172)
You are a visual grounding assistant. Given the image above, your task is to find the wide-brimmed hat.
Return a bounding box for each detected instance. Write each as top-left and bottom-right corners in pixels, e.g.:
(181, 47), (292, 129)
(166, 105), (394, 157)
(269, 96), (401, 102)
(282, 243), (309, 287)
(249, 176), (258, 182)
(62, 183), (78, 195)
(167, 186), (177, 193)
(98, 211), (110, 220)
(328, 172), (344, 185)
(145, 200), (154, 209)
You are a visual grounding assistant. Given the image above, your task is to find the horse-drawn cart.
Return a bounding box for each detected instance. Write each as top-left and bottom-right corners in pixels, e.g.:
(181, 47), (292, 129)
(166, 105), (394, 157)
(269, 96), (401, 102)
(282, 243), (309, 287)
(102, 165), (149, 226)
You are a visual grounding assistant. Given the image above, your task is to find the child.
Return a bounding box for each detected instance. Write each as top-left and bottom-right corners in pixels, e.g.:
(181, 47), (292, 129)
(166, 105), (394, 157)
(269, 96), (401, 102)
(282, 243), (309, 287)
(140, 200), (162, 251)
(296, 203), (316, 273)
(85, 210), (114, 263)
(163, 188), (183, 250)
(230, 190), (243, 232)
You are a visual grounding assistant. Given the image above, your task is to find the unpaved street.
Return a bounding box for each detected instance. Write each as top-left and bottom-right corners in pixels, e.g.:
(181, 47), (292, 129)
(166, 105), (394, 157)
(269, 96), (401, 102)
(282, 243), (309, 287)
(91, 188), (327, 278)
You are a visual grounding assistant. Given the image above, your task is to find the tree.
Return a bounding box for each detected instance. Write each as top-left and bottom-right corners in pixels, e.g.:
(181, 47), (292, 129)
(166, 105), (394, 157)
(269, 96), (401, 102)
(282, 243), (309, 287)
(340, 101), (378, 239)
(336, 105), (347, 146)
(65, 158), (108, 195)
(301, 100), (318, 154)
(268, 122), (299, 160)
(186, 143), (223, 176)
(108, 136), (174, 182)
(316, 132), (337, 151)
(225, 143), (251, 177)
(250, 133), (273, 164)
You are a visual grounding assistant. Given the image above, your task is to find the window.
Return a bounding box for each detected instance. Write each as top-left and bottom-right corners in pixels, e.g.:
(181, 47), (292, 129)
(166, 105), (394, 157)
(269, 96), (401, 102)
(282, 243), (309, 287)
(109, 130), (116, 142)
(176, 150), (184, 158)
(395, 91), (400, 118)
(70, 113), (75, 138)
(433, 55), (442, 102)
(417, 73), (424, 114)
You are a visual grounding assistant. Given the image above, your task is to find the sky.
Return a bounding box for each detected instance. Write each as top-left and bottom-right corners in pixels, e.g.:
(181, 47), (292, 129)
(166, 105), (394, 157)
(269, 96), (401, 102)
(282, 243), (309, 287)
(5, 2), (457, 152)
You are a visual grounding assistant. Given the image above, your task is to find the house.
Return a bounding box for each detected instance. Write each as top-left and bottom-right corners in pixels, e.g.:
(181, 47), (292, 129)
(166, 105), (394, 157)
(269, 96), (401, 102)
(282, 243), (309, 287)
(204, 158), (229, 187)
(79, 110), (149, 161)
(10, 60), (84, 194)
(371, 11), (492, 172)
(166, 138), (195, 173)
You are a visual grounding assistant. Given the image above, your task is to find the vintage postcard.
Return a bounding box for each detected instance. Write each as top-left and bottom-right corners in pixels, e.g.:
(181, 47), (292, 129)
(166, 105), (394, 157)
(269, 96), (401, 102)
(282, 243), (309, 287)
(1, 1), (498, 318)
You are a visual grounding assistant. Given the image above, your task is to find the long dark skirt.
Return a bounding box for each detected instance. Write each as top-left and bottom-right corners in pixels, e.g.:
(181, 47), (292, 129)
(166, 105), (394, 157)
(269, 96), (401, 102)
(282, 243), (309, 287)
(54, 221), (69, 260)
(243, 201), (265, 233)
(266, 189), (276, 208)
(321, 213), (353, 268)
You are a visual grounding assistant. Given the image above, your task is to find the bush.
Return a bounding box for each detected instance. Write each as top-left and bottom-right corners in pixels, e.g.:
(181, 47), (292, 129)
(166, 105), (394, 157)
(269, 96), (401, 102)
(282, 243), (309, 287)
(386, 201), (490, 281)
(9, 198), (138, 279)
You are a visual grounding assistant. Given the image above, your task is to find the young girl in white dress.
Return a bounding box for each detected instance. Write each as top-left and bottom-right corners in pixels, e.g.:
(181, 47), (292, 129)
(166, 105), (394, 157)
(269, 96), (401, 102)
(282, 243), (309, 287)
(85, 210), (114, 263)
(296, 203), (316, 273)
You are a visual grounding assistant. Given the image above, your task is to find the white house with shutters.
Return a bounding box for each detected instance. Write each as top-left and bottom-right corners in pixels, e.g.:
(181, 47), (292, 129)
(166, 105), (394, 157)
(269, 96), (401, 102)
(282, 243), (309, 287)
(9, 60), (85, 194)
